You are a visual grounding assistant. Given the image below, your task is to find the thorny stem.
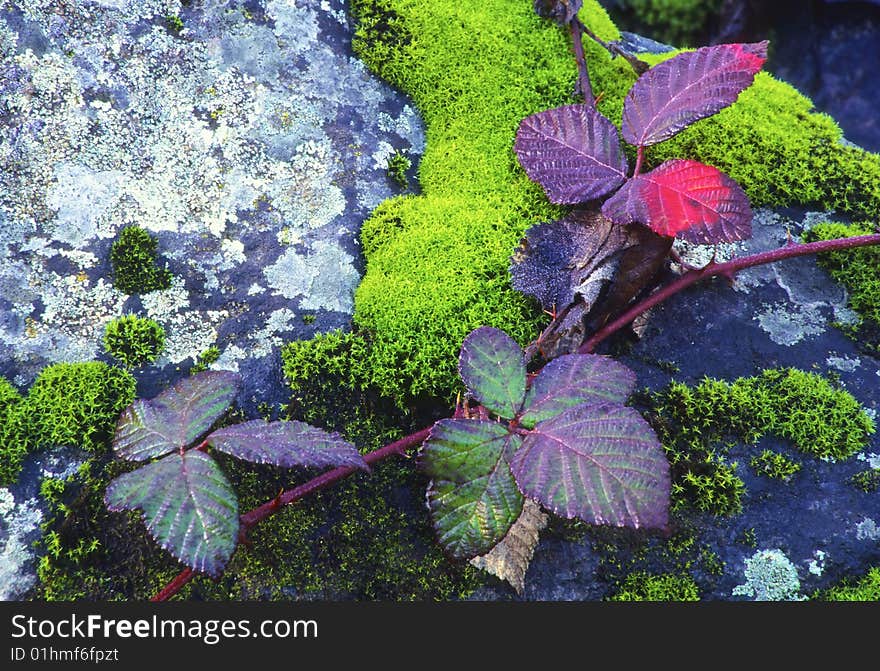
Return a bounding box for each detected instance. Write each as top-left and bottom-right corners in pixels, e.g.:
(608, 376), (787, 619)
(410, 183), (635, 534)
(153, 232), (880, 601)
(569, 19), (593, 104)
(580, 233), (880, 354)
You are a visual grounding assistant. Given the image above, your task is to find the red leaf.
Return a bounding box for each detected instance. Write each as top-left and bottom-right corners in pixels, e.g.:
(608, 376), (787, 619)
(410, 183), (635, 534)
(602, 160), (752, 244)
(622, 42), (768, 147)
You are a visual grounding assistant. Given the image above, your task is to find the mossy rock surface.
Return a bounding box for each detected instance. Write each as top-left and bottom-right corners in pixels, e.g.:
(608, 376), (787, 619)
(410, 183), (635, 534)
(286, 0), (880, 408)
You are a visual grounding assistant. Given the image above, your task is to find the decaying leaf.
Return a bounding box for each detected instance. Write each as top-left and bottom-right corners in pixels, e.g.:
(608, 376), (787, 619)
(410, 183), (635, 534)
(510, 209), (670, 354)
(469, 499), (549, 594)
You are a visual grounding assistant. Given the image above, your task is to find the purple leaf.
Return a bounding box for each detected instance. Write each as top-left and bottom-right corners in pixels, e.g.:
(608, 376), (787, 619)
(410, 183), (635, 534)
(518, 354), (636, 428)
(105, 450), (238, 577)
(206, 419), (367, 471)
(515, 104), (628, 204)
(622, 41), (768, 147)
(421, 419), (524, 559)
(510, 404), (670, 528)
(602, 159), (752, 243)
(113, 371), (240, 461)
(459, 327), (526, 419)
(533, 0), (583, 25)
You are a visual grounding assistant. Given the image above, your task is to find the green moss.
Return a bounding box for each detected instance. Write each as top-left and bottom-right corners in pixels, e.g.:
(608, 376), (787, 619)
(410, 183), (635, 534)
(190, 345), (221, 374)
(386, 150), (411, 188)
(650, 368), (874, 514)
(850, 468), (880, 493)
(22, 363), (136, 454)
(0, 364), (136, 485)
(290, 0), (880, 408)
(109, 226), (173, 295)
(814, 567), (880, 601)
(103, 315), (165, 369)
(607, 571), (700, 601)
(803, 222), (880, 350)
(606, 0), (723, 47)
(750, 449), (801, 481)
(0, 376), (25, 485)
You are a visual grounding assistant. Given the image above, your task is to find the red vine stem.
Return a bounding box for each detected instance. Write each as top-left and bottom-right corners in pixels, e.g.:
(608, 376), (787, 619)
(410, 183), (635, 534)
(581, 234), (880, 353)
(153, 232), (880, 601)
(569, 18), (593, 104)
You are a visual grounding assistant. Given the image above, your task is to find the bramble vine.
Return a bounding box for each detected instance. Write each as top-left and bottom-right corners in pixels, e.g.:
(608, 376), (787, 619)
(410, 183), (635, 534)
(97, 1), (880, 600)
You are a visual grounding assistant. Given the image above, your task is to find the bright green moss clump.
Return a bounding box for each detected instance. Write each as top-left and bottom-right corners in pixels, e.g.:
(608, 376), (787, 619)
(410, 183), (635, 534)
(103, 315), (165, 368)
(651, 368), (874, 514)
(22, 363), (136, 454)
(814, 567), (880, 601)
(750, 449), (801, 481)
(109, 226), (172, 295)
(281, 0), (880, 409)
(0, 364), (136, 485)
(0, 377), (25, 485)
(803, 222), (880, 349)
(608, 571), (700, 601)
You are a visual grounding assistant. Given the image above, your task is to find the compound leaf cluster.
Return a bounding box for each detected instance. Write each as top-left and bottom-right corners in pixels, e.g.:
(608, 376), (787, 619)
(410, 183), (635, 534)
(105, 371), (367, 576)
(420, 327), (669, 562)
(515, 41), (767, 246)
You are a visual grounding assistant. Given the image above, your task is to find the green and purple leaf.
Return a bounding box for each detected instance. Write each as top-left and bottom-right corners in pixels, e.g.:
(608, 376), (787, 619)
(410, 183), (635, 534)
(518, 354), (636, 428)
(113, 371), (240, 461)
(459, 327), (527, 419)
(601, 159), (752, 243)
(421, 419), (524, 559)
(206, 419), (367, 471)
(621, 41), (768, 147)
(104, 450), (238, 577)
(515, 104), (628, 204)
(509, 404), (670, 529)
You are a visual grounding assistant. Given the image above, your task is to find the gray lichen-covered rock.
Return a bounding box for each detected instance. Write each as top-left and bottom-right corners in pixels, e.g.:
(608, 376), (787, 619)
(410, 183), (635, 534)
(0, 0), (423, 411)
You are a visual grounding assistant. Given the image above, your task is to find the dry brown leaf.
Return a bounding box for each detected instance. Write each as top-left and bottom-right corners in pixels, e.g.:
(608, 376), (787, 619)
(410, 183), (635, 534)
(469, 499), (548, 594)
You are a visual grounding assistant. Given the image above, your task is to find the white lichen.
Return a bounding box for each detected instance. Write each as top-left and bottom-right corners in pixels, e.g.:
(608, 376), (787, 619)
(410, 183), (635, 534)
(732, 548), (807, 601)
(0, 489), (42, 601)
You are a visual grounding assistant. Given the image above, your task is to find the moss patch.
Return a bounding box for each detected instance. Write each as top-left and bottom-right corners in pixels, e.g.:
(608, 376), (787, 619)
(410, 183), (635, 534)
(749, 449), (801, 482)
(109, 225), (173, 295)
(814, 567), (880, 601)
(103, 315), (166, 369)
(649, 368), (874, 514)
(803, 221), (880, 351)
(0, 363), (136, 486)
(0, 376), (25, 485)
(607, 571), (700, 601)
(283, 0), (880, 409)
